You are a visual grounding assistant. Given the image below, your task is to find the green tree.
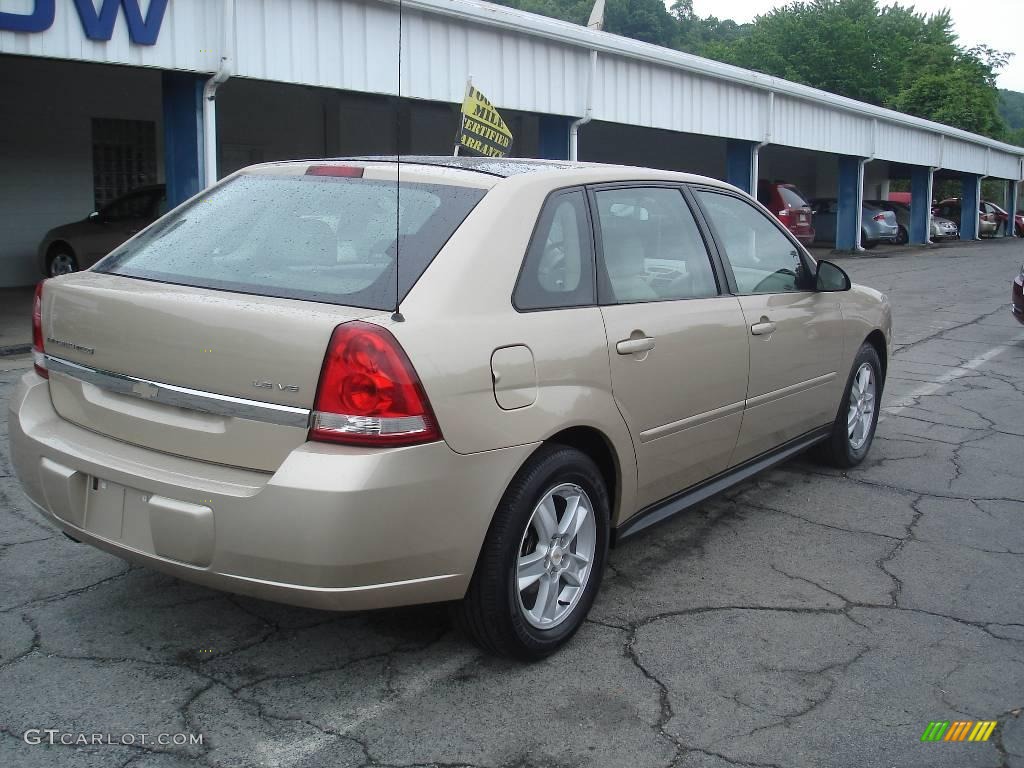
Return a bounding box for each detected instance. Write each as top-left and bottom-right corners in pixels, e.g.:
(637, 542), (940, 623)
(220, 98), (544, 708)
(997, 90), (1024, 132)
(487, 0), (592, 25)
(889, 45), (1007, 137)
(603, 0), (676, 47)
(707, 0), (1009, 138)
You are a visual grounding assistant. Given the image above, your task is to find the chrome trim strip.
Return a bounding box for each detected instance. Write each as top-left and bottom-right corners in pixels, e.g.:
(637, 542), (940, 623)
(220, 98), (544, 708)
(639, 400), (745, 443)
(744, 372), (837, 410)
(45, 355), (311, 429)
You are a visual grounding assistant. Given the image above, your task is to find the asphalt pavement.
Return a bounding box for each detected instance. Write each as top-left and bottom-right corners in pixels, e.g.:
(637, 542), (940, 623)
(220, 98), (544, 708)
(1, 239), (1023, 768)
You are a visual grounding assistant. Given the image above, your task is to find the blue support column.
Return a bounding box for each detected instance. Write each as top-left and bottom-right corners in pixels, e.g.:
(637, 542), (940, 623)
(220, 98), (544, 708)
(960, 172), (980, 240)
(1007, 181), (1019, 237)
(836, 155), (862, 251)
(538, 114), (571, 160)
(726, 139), (756, 194)
(162, 72), (205, 208)
(909, 166), (932, 244)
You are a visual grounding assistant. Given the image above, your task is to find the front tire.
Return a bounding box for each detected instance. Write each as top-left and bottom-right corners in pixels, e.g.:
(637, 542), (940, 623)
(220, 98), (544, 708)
(816, 343), (883, 468)
(453, 444), (610, 660)
(47, 247), (78, 277)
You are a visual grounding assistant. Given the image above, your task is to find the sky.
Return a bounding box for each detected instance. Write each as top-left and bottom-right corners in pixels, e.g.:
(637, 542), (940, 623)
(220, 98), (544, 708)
(687, 0), (1024, 92)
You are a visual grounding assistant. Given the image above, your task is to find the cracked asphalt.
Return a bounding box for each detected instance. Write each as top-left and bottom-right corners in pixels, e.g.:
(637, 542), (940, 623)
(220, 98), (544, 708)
(2, 239), (1023, 768)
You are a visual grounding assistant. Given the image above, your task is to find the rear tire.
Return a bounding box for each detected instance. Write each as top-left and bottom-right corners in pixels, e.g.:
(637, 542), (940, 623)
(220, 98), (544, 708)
(816, 343), (883, 468)
(452, 444), (610, 660)
(860, 231), (877, 249)
(895, 225), (908, 245)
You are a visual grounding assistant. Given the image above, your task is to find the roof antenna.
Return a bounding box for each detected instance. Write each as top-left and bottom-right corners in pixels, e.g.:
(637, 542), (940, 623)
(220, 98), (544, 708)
(391, 0), (404, 323)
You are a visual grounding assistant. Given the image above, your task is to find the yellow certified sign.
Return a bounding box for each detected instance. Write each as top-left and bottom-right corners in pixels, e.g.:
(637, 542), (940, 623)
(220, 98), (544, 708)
(457, 86), (513, 158)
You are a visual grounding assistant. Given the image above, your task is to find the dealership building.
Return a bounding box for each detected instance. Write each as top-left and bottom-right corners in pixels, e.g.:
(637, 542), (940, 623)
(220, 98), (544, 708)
(2, 0), (1023, 287)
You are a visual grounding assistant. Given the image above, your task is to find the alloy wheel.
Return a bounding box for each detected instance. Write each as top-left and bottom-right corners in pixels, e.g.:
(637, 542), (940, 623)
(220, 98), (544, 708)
(847, 362), (876, 450)
(49, 254), (76, 276)
(515, 483), (597, 629)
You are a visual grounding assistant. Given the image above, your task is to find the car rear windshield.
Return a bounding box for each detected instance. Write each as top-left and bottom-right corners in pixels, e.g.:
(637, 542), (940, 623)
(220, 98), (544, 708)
(96, 173), (486, 310)
(778, 185), (810, 209)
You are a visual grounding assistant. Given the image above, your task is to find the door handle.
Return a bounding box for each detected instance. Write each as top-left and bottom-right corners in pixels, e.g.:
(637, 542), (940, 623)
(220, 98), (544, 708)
(750, 317), (777, 336)
(616, 336), (656, 355)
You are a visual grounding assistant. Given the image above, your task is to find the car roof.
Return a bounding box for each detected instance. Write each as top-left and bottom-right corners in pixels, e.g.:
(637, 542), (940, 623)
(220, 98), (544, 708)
(340, 155), (594, 178)
(249, 156), (739, 191)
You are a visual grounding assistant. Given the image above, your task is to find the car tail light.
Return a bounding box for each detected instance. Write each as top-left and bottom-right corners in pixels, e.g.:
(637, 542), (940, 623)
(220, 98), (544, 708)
(305, 165), (363, 178)
(309, 321), (440, 447)
(32, 281), (48, 379)
(873, 213), (887, 222)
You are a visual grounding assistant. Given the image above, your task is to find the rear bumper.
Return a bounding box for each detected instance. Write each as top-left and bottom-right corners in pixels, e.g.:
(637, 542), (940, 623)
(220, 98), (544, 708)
(791, 228), (815, 246)
(9, 372), (534, 610)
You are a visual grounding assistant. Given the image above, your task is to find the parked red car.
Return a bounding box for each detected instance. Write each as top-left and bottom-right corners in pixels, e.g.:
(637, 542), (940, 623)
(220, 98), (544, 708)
(757, 180), (815, 245)
(982, 201), (1014, 236)
(1013, 263), (1024, 324)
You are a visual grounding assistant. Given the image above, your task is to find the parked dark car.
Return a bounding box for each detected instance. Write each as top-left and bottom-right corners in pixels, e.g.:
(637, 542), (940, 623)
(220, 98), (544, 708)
(934, 198), (998, 237)
(37, 185), (167, 277)
(1013, 263), (1024, 324)
(810, 198), (899, 249)
(757, 180), (815, 245)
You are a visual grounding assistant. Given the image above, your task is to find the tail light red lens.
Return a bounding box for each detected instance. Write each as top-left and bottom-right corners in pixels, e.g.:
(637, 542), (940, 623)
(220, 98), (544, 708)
(873, 213), (887, 222)
(32, 281), (47, 379)
(309, 321), (440, 447)
(777, 209), (791, 220)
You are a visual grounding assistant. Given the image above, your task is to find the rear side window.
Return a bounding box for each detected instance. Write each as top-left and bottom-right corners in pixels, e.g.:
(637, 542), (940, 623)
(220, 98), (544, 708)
(513, 190), (595, 310)
(594, 187), (719, 304)
(778, 185), (810, 209)
(97, 174), (486, 310)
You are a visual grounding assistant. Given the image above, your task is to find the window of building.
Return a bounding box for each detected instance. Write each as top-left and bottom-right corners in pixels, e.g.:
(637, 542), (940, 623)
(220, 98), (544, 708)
(91, 118), (158, 210)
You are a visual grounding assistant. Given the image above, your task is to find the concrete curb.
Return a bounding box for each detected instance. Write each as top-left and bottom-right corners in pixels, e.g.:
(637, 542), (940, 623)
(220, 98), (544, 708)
(0, 344), (31, 358)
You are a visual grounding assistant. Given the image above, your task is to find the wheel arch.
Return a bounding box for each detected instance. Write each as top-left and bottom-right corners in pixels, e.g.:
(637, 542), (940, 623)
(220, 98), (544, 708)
(864, 329), (888, 384)
(542, 425), (623, 532)
(46, 240), (75, 259)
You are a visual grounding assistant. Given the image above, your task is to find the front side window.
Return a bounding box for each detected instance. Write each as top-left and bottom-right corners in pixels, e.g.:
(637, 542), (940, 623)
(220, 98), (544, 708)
(513, 190), (594, 310)
(594, 187), (719, 304)
(102, 191), (155, 221)
(97, 174), (485, 310)
(696, 190), (812, 295)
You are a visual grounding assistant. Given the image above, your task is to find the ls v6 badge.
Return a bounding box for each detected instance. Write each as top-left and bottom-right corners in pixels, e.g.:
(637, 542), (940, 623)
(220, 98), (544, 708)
(252, 380), (300, 393)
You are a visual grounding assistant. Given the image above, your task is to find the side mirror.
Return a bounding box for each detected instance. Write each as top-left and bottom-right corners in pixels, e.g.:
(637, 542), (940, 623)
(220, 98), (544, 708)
(816, 260), (850, 292)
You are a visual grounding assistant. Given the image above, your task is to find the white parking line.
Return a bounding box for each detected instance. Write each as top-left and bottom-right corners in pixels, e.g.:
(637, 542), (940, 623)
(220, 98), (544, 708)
(883, 331), (1024, 417)
(253, 648), (478, 767)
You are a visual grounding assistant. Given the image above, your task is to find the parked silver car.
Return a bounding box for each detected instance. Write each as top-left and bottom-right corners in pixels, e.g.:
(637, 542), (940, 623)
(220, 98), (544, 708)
(930, 214), (959, 241)
(811, 199), (899, 249)
(868, 200), (958, 242)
